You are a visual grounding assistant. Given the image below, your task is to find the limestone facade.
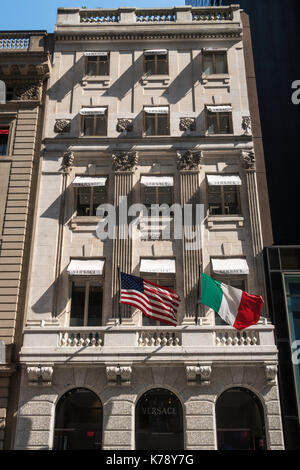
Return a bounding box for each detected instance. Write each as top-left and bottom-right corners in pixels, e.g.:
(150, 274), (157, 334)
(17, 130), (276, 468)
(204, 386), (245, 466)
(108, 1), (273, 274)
(13, 6), (283, 449)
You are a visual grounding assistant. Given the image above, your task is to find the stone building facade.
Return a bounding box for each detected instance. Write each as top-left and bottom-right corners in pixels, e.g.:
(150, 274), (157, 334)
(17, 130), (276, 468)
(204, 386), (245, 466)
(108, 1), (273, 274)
(13, 6), (283, 450)
(0, 31), (51, 449)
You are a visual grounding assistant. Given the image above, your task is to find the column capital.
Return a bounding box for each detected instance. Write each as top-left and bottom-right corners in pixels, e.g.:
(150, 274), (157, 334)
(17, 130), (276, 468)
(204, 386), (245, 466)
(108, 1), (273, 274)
(177, 149), (203, 171)
(112, 151), (139, 173)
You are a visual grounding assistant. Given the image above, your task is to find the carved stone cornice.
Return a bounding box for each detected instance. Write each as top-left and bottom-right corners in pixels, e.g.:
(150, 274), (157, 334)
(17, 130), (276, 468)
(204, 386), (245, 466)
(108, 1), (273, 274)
(61, 149), (75, 173)
(106, 365), (132, 386)
(241, 150), (256, 171)
(186, 364), (212, 385)
(112, 151), (138, 172)
(26, 365), (53, 386)
(177, 149), (202, 171)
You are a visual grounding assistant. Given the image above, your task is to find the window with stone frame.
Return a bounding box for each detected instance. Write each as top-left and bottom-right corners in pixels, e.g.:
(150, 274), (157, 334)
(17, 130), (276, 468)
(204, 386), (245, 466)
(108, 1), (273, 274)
(142, 184), (173, 208)
(70, 279), (103, 327)
(0, 117), (14, 156)
(75, 183), (107, 217)
(141, 275), (176, 326)
(0, 127), (9, 156)
(213, 276), (247, 326)
(144, 52), (168, 75)
(86, 54), (110, 76)
(207, 184), (241, 216)
(203, 51), (228, 75)
(144, 109), (170, 136)
(82, 111), (107, 136)
(206, 109), (233, 135)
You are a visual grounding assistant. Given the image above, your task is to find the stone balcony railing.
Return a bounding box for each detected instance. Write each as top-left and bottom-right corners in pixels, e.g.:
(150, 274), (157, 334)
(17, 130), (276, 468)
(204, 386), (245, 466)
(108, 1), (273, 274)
(0, 31), (47, 53)
(20, 324), (278, 366)
(55, 5), (241, 28)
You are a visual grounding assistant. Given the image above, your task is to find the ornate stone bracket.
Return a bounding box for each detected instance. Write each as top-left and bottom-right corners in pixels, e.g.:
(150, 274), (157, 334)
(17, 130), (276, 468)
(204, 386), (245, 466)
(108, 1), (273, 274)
(242, 116), (252, 135)
(186, 364), (212, 386)
(179, 117), (196, 132)
(116, 118), (133, 133)
(241, 150), (256, 171)
(54, 119), (71, 134)
(26, 365), (53, 386)
(265, 364), (277, 385)
(61, 149), (75, 173)
(177, 150), (203, 171)
(112, 151), (139, 172)
(106, 365), (132, 386)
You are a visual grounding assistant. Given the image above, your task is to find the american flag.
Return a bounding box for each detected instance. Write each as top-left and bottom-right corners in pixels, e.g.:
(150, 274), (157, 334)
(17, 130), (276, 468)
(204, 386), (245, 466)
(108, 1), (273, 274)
(120, 272), (180, 327)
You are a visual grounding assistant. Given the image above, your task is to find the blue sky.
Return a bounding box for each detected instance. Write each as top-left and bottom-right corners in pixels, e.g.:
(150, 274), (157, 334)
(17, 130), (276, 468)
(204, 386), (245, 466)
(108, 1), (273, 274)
(0, 0), (185, 32)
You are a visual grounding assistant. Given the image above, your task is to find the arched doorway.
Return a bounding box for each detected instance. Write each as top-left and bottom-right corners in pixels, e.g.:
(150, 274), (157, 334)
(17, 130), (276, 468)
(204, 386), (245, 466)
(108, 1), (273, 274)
(135, 388), (184, 450)
(216, 387), (266, 450)
(53, 388), (102, 450)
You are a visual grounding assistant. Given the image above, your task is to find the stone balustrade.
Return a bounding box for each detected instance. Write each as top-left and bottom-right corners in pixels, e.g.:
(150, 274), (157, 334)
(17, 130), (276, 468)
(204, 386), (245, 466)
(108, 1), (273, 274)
(0, 32), (47, 53)
(215, 329), (259, 346)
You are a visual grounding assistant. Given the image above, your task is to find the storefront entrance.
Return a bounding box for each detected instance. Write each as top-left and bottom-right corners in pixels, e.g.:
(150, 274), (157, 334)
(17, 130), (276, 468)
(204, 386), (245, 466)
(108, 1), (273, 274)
(216, 387), (266, 450)
(135, 388), (183, 450)
(53, 388), (102, 450)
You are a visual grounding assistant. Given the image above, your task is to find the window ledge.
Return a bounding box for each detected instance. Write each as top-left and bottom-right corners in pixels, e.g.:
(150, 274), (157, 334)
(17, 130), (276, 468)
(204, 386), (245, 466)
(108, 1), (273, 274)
(141, 75), (170, 86)
(202, 74), (230, 85)
(207, 215), (244, 229)
(81, 76), (110, 87)
(70, 216), (103, 231)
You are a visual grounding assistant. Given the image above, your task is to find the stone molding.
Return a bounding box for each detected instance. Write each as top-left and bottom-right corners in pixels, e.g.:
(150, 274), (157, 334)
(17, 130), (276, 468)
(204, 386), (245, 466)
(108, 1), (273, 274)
(265, 364), (278, 385)
(241, 150), (256, 171)
(54, 119), (71, 134)
(242, 115), (252, 135)
(26, 366), (53, 386)
(116, 118), (133, 133)
(112, 151), (139, 172)
(61, 149), (75, 173)
(186, 364), (212, 385)
(106, 365), (132, 386)
(179, 117), (196, 132)
(177, 149), (202, 171)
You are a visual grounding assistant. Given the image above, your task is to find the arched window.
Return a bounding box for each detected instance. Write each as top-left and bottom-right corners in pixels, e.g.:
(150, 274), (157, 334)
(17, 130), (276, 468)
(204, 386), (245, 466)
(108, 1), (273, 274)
(53, 388), (102, 450)
(135, 388), (183, 450)
(216, 387), (266, 450)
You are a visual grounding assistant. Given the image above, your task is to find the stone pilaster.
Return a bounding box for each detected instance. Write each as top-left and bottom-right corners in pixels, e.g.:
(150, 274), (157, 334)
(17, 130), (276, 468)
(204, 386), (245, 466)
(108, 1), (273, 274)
(177, 150), (203, 322)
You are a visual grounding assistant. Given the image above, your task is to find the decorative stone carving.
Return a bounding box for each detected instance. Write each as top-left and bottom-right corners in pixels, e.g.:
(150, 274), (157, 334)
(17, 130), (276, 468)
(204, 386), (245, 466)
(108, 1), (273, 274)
(185, 364), (212, 385)
(241, 150), (256, 171)
(54, 119), (71, 134)
(116, 118), (133, 133)
(26, 366), (53, 386)
(14, 83), (41, 101)
(61, 149), (75, 172)
(106, 365), (132, 386)
(242, 116), (252, 135)
(179, 117), (196, 132)
(177, 150), (202, 171)
(112, 151), (139, 172)
(265, 364), (277, 384)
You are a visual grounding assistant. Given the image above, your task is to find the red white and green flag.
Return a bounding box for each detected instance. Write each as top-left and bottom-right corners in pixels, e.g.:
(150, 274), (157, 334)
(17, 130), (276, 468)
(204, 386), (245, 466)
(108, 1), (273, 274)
(200, 273), (263, 330)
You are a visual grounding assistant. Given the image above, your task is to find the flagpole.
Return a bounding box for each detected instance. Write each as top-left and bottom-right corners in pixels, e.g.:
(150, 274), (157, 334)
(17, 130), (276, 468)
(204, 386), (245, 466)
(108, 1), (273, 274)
(195, 264), (202, 325)
(117, 265), (122, 325)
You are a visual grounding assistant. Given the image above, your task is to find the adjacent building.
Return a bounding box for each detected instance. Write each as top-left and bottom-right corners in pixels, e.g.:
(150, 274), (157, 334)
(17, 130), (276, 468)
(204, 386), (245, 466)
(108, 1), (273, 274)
(0, 31), (51, 449)
(12, 5), (284, 450)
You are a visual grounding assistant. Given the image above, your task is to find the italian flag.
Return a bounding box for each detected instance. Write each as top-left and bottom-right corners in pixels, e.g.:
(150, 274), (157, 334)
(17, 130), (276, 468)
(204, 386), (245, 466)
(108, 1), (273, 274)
(200, 273), (263, 330)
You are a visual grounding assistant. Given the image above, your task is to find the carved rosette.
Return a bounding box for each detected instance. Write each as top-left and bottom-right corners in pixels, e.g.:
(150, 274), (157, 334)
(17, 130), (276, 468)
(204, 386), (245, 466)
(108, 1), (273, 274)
(242, 116), (252, 135)
(54, 119), (71, 134)
(106, 365), (132, 386)
(241, 150), (256, 171)
(26, 366), (53, 386)
(185, 364), (212, 385)
(177, 150), (202, 171)
(179, 117), (196, 132)
(61, 149), (75, 173)
(265, 364), (278, 385)
(112, 151), (139, 173)
(116, 118), (133, 133)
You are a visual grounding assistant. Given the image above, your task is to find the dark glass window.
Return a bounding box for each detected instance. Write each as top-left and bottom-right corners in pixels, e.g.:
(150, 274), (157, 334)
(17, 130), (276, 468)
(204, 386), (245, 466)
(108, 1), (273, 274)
(0, 128), (9, 156)
(82, 112), (107, 136)
(280, 248), (300, 270)
(70, 281), (103, 326)
(208, 185), (240, 215)
(143, 186), (173, 207)
(203, 52), (228, 75)
(268, 247), (281, 270)
(207, 110), (233, 134)
(144, 111), (169, 136)
(144, 53), (168, 75)
(86, 54), (109, 76)
(53, 388), (103, 450)
(135, 388), (183, 450)
(76, 184), (107, 216)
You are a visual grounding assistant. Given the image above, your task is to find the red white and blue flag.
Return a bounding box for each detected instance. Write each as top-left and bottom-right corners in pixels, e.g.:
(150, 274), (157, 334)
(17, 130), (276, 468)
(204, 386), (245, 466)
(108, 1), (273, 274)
(120, 272), (180, 327)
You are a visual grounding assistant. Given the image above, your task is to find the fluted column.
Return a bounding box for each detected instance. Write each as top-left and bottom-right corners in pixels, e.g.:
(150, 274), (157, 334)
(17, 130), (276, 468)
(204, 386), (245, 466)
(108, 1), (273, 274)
(241, 151), (268, 318)
(111, 151), (138, 321)
(177, 150), (203, 322)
